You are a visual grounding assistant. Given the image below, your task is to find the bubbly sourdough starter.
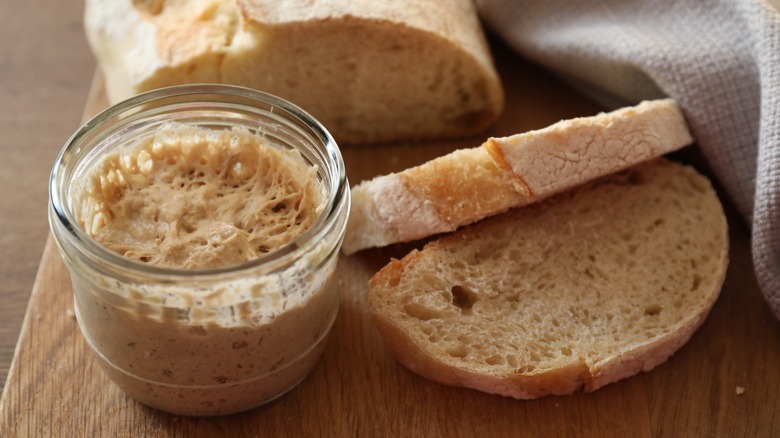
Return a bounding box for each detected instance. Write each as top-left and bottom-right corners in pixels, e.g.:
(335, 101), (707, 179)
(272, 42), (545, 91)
(70, 122), (339, 416)
(76, 122), (323, 268)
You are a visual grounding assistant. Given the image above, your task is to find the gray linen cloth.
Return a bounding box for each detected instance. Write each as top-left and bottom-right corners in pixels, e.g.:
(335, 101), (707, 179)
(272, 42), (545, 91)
(475, 0), (780, 318)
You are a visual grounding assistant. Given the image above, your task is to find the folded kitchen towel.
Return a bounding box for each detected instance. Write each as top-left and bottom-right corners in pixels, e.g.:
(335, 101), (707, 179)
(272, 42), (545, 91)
(476, 0), (780, 318)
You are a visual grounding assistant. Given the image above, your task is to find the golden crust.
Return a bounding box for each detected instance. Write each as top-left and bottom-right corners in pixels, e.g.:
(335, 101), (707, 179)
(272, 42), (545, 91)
(400, 147), (531, 229)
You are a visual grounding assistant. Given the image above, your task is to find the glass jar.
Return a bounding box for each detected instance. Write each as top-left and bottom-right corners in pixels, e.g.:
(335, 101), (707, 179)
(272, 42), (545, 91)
(48, 85), (350, 416)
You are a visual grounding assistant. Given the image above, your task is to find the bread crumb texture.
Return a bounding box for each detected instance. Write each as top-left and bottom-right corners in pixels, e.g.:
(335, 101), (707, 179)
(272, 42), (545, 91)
(368, 159), (728, 399)
(75, 123), (323, 269)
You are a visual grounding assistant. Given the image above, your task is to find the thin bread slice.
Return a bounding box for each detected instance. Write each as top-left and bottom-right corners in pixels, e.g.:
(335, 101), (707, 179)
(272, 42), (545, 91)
(342, 99), (693, 254)
(368, 159), (728, 399)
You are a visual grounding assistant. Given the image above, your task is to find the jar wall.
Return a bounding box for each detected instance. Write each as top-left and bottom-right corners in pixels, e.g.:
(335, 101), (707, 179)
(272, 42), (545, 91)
(49, 85), (349, 416)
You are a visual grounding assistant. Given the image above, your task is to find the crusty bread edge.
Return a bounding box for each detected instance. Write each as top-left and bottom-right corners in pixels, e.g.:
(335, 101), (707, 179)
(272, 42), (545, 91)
(586, 225), (729, 391)
(344, 99), (693, 254)
(342, 174), (452, 255)
(341, 177), (400, 254)
(485, 98), (694, 198)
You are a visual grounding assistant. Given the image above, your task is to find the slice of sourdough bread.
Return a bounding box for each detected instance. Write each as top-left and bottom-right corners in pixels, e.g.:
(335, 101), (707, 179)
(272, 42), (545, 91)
(368, 159), (728, 399)
(343, 99), (693, 254)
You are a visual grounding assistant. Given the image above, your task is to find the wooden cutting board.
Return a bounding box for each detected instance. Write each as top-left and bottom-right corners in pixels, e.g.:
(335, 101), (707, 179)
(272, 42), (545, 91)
(1, 42), (779, 437)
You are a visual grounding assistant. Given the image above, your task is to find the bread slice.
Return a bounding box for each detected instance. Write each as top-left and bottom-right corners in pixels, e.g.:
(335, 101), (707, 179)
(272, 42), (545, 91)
(368, 159), (728, 398)
(84, 0), (503, 144)
(342, 99), (693, 254)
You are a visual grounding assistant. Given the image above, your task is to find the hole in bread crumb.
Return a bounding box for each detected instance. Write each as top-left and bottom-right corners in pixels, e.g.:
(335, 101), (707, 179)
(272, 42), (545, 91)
(691, 274), (702, 292)
(404, 303), (442, 321)
(451, 285), (477, 314)
(485, 354), (504, 365)
(516, 365), (536, 374)
(560, 347), (572, 356)
(644, 304), (662, 316)
(447, 346), (468, 358)
(387, 271), (401, 288)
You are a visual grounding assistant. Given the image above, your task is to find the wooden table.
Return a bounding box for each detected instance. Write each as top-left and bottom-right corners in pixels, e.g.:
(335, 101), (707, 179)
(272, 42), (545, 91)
(0, 0), (95, 393)
(2, 3), (779, 437)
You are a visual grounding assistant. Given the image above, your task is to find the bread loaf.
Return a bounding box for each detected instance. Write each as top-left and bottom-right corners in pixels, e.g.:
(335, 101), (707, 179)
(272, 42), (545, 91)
(343, 99), (693, 254)
(84, 0), (504, 144)
(368, 159), (728, 398)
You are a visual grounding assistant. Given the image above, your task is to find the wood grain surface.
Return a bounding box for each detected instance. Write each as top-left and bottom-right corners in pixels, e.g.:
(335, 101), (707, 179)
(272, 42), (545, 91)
(2, 25), (780, 438)
(0, 0), (95, 393)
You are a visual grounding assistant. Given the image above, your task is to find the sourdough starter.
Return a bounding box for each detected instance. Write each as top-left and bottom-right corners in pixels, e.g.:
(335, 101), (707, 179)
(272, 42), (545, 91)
(69, 122), (339, 415)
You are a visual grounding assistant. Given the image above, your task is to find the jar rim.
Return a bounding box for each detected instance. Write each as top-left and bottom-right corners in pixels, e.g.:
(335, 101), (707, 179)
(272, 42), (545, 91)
(49, 84), (349, 280)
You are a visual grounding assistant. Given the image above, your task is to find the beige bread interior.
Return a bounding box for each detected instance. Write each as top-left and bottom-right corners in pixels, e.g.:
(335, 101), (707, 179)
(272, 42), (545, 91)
(343, 99), (693, 254)
(84, 0), (504, 144)
(368, 159), (728, 399)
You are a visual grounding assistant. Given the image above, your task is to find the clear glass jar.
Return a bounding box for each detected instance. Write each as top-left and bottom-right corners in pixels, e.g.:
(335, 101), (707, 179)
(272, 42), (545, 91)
(48, 85), (350, 416)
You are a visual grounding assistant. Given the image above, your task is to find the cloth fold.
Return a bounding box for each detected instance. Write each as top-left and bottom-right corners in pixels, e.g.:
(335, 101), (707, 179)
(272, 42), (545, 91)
(476, 0), (780, 318)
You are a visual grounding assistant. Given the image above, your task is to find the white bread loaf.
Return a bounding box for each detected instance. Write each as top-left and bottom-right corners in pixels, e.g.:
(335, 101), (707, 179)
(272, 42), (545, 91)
(368, 159), (728, 398)
(84, 0), (504, 144)
(343, 99), (693, 254)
